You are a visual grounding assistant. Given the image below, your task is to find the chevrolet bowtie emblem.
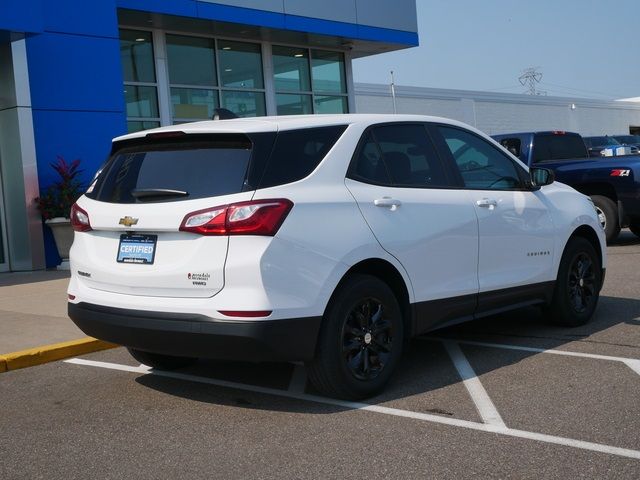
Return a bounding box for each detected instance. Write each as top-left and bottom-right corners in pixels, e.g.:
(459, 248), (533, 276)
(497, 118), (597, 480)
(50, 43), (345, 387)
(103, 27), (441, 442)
(119, 216), (138, 227)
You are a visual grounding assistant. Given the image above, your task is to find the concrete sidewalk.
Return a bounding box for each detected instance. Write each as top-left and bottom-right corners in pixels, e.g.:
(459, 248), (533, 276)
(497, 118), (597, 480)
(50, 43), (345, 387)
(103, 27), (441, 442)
(0, 270), (114, 371)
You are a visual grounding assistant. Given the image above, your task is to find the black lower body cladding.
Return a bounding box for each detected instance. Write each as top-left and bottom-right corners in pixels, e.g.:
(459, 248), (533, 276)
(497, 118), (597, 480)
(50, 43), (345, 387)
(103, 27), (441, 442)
(68, 302), (322, 362)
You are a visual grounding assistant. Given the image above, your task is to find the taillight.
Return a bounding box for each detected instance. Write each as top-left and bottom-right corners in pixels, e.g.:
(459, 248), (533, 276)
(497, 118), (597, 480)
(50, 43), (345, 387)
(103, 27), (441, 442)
(70, 203), (92, 232)
(179, 199), (293, 236)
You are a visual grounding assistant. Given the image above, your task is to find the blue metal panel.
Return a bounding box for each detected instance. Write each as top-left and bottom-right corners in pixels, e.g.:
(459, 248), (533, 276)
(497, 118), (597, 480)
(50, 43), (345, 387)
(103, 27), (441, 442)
(26, 33), (124, 112)
(32, 110), (126, 190)
(0, 0), (44, 34)
(116, 0), (418, 46)
(43, 0), (119, 38)
(42, 226), (61, 269)
(32, 109), (127, 267)
(117, 0), (198, 18)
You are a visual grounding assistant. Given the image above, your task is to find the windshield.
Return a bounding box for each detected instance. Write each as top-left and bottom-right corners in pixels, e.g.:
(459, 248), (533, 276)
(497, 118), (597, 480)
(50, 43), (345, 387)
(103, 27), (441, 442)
(614, 135), (640, 144)
(585, 136), (620, 147)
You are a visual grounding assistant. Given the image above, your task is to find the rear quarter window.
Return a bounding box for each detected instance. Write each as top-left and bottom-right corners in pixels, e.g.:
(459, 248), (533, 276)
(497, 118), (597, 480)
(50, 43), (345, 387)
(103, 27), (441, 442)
(258, 125), (347, 188)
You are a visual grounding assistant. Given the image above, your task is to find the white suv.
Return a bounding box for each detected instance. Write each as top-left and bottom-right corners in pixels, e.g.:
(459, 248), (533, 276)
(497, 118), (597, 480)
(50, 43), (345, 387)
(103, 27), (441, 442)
(68, 114), (606, 399)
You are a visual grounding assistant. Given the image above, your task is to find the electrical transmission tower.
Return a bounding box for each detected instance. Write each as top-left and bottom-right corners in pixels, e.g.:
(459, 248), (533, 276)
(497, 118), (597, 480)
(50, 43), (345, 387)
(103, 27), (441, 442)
(519, 67), (543, 95)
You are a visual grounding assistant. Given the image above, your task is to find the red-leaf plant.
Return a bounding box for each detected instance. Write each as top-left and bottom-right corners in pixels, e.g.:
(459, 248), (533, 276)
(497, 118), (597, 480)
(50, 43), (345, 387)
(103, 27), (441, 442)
(35, 156), (84, 220)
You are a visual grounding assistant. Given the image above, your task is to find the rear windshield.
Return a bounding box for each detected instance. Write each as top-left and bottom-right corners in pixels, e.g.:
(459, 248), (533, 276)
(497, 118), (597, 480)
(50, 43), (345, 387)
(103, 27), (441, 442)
(87, 125), (347, 203)
(532, 133), (588, 162)
(87, 138), (252, 203)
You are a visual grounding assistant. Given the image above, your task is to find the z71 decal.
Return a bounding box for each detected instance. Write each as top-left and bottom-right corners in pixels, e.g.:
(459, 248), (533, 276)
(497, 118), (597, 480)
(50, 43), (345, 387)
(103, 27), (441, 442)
(610, 169), (631, 177)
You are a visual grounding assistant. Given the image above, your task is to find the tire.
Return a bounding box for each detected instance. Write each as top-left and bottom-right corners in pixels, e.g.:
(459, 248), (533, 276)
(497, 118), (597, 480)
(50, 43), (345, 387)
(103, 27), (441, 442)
(629, 223), (640, 238)
(547, 237), (602, 327)
(590, 195), (620, 243)
(306, 274), (404, 400)
(127, 348), (197, 370)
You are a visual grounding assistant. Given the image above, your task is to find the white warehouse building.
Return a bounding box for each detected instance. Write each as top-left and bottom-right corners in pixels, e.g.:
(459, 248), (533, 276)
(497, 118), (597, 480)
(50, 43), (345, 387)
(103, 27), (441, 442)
(355, 83), (640, 136)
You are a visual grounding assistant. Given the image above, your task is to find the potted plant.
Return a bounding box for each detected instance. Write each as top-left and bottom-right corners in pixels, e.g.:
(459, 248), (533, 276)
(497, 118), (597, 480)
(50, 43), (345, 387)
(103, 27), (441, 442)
(36, 156), (84, 269)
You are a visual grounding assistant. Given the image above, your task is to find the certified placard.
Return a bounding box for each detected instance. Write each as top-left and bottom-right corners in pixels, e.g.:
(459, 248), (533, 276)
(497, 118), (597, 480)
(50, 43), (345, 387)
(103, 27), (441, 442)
(117, 234), (157, 264)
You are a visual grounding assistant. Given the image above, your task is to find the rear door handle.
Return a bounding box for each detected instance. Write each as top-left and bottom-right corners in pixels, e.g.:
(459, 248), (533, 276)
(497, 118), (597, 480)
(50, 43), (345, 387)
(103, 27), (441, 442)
(476, 198), (497, 208)
(374, 197), (402, 210)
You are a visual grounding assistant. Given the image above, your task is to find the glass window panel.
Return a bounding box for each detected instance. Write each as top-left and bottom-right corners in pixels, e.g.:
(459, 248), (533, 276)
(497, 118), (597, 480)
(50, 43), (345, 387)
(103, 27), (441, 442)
(218, 41), (264, 89)
(166, 34), (216, 86)
(276, 93), (312, 116)
(438, 126), (524, 190)
(171, 88), (218, 120)
(221, 91), (266, 117)
(259, 126), (347, 189)
(311, 50), (346, 93)
(352, 132), (391, 185)
(127, 121), (160, 133)
(120, 30), (156, 83)
(314, 95), (348, 114)
(124, 86), (159, 118)
(374, 125), (450, 188)
(273, 46), (311, 92)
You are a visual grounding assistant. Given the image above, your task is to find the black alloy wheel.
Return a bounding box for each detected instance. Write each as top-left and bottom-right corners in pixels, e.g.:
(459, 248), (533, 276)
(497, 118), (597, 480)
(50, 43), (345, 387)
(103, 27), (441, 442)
(547, 237), (601, 327)
(342, 298), (394, 381)
(307, 274), (404, 400)
(567, 252), (598, 315)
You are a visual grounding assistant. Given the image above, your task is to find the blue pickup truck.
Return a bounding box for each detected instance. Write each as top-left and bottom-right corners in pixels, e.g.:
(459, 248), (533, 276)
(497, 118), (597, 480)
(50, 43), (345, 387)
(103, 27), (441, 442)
(492, 131), (640, 242)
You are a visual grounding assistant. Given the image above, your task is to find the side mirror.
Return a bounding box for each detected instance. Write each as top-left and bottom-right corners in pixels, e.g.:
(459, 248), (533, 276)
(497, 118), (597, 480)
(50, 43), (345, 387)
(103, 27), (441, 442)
(530, 167), (555, 188)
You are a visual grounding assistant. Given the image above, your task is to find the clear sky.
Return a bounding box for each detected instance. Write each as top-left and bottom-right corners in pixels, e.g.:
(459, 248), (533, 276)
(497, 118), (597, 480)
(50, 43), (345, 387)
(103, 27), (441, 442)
(353, 0), (640, 100)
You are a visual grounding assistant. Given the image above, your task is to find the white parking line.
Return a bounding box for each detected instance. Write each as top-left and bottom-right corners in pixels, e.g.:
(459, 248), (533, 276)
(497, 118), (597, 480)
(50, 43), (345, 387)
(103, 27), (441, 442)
(442, 341), (506, 428)
(64, 357), (640, 460)
(422, 337), (640, 377)
(624, 359), (640, 376)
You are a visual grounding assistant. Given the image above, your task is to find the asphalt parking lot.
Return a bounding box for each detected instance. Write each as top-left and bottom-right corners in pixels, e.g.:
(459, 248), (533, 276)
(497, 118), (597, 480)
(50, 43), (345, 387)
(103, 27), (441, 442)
(1, 232), (639, 479)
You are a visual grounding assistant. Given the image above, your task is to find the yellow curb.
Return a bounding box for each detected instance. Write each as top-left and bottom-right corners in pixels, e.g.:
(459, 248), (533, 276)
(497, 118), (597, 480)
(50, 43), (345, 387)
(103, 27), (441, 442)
(0, 338), (117, 372)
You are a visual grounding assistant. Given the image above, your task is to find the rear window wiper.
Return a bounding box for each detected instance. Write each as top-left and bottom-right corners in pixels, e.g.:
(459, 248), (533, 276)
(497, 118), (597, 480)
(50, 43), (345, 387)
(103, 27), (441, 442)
(130, 188), (189, 200)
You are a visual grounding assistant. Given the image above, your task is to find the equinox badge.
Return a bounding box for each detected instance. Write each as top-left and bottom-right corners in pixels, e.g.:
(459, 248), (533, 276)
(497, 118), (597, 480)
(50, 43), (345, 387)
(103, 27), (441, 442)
(119, 216), (139, 227)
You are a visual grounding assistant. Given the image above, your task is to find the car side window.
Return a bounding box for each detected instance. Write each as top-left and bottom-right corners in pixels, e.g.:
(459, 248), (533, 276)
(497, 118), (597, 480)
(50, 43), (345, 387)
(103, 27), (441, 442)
(372, 124), (450, 188)
(352, 132), (392, 185)
(499, 138), (521, 158)
(437, 126), (524, 190)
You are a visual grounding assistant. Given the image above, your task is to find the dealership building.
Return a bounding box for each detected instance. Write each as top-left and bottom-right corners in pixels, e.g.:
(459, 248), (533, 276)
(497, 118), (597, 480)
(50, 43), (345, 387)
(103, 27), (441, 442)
(2, 1), (640, 272)
(0, 0), (418, 270)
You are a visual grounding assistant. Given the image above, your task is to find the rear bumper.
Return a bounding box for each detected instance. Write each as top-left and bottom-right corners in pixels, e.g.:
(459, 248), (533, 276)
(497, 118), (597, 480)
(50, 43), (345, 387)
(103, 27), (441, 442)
(68, 302), (322, 362)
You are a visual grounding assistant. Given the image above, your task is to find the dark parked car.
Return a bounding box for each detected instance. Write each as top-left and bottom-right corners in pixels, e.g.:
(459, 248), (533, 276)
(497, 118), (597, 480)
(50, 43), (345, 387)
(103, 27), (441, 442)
(493, 130), (640, 242)
(613, 134), (640, 150)
(584, 135), (639, 156)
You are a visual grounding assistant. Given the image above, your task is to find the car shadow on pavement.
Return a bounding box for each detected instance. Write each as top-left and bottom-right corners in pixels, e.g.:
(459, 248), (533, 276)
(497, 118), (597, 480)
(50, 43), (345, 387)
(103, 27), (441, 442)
(133, 294), (640, 416)
(610, 230), (640, 247)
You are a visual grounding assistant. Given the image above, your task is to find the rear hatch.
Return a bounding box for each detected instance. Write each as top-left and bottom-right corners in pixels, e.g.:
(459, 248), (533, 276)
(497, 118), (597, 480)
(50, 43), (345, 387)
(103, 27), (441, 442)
(73, 132), (274, 298)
